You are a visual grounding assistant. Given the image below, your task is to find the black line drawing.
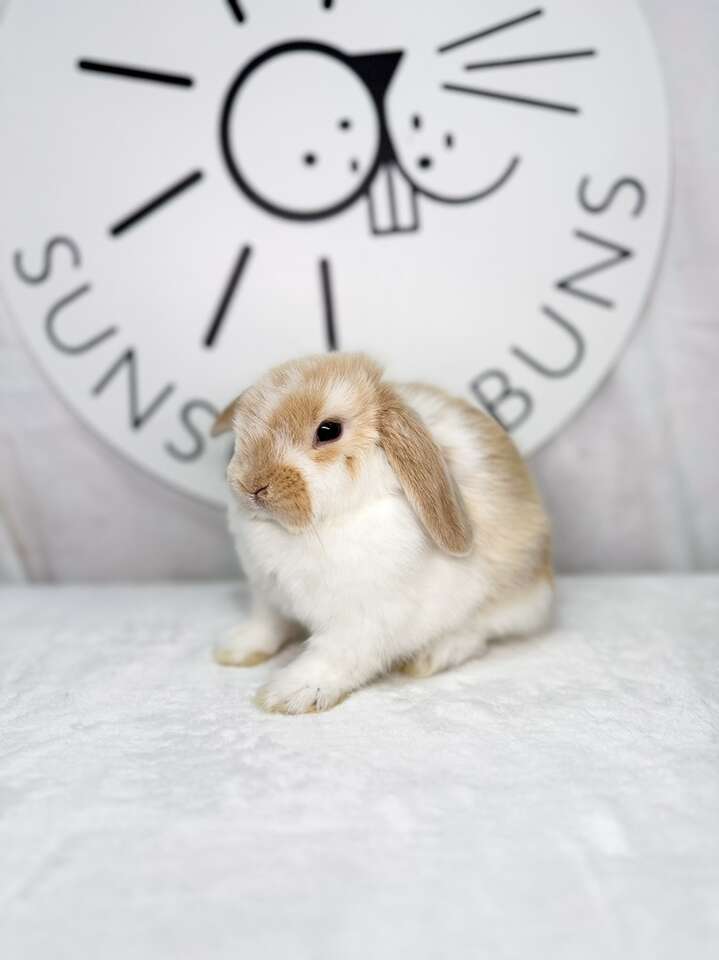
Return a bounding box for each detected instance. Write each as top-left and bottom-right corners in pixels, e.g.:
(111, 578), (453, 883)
(77, 59), (194, 87)
(225, 0), (246, 23)
(109, 171), (204, 237)
(437, 7), (544, 55)
(464, 48), (596, 70)
(220, 40), (521, 235)
(319, 258), (338, 351)
(556, 229), (633, 308)
(204, 245), (253, 347)
(365, 164), (420, 236)
(406, 156), (521, 206)
(442, 83), (579, 115)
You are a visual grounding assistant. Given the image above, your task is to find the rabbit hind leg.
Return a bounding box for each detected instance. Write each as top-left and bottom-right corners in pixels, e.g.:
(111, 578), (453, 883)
(403, 577), (553, 678)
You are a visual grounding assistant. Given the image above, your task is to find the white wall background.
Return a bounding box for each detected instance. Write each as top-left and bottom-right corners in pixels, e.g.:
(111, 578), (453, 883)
(1, 0), (717, 582)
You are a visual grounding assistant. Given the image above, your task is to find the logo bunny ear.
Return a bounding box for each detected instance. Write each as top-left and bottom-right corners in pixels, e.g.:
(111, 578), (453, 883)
(378, 386), (473, 557)
(211, 392), (245, 437)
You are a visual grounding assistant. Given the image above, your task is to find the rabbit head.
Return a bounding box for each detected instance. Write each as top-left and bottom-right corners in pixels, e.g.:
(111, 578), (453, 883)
(213, 354), (472, 555)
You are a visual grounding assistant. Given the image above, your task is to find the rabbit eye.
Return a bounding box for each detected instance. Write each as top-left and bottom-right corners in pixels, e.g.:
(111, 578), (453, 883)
(314, 420), (343, 445)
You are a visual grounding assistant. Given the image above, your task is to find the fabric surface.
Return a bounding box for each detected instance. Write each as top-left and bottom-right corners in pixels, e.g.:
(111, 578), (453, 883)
(1, 576), (717, 959)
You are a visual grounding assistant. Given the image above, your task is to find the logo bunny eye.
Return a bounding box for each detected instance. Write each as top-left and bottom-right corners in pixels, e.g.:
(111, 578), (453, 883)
(314, 420), (343, 445)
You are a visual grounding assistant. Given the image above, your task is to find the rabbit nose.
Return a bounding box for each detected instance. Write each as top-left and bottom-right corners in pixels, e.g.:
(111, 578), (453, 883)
(252, 484), (269, 498)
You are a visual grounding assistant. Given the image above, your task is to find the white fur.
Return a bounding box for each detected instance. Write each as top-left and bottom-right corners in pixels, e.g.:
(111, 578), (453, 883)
(216, 375), (552, 713)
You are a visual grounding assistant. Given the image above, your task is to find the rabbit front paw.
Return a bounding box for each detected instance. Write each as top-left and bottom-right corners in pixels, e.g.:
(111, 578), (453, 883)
(256, 657), (347, 714)
(214, 622), (284, 667)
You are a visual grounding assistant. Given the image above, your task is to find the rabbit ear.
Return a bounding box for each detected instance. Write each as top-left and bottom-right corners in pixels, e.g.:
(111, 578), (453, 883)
(378, 387), (473, 557)
(211, 393), (243, 437)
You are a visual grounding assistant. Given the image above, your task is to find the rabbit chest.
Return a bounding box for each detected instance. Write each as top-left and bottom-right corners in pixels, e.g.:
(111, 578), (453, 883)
(231, 494), (428, 631)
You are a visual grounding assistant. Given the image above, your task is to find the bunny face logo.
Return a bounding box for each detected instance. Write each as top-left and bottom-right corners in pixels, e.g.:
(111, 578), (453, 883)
(220, 39), (518, 234)
(0, 0), (670, 506)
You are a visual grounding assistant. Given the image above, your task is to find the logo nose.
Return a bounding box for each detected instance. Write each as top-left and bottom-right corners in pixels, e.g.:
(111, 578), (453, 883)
(349, 48), (404, 168)
(348, 49), (403, 102)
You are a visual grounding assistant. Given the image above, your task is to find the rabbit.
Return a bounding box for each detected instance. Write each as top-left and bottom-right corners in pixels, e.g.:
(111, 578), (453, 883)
(211, 353), (553, 714)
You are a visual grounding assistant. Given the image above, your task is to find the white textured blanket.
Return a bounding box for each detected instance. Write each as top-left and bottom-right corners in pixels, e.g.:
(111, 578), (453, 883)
(1, 577), (717, 959)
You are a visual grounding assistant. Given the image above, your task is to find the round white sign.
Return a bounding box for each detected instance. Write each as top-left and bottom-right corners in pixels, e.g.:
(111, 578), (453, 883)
(0, 0), (670, 504)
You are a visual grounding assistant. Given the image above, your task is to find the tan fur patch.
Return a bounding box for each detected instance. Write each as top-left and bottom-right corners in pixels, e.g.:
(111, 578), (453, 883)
(269, 389), (323, 446)
(214, 648), (273, 667)
(211, 393), (242, 436)
(311, 443), (343, 465)
(378, 384), (473, 557)
(399, 654), (436, 679)
(241, 435), (275, 491)
(264, 464), (312, 530)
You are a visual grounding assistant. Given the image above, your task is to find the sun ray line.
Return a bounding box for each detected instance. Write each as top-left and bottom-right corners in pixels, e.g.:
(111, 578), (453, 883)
(442, 83), (579, 115)
(464, 48), (597, 70)
(109, 170), (204, 237)
(225, 0), (246, 23)
(319, 259), (338, 352)
(204, 245), (253, 348)
(437, 7), (543, 55)
(77, 59), (194, 87)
